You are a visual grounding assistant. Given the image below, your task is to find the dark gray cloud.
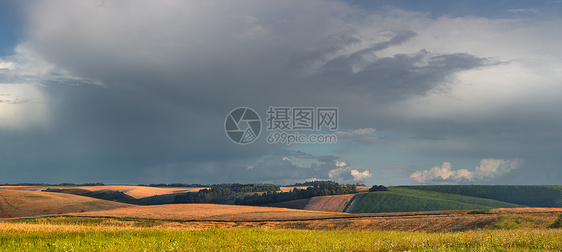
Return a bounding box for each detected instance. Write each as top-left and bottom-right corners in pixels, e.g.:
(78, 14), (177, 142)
(318, 50), (496, 101)
(0, 0), (561, 185)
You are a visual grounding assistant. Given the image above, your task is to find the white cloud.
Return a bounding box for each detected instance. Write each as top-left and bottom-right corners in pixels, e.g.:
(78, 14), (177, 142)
(410, 162), (455, 183)
(329, 161), (371, 183)
(335, 160), (347, 167)
(455, 168), (474, 181)
(410, 159), (522, 184)
(0, 61), (16, 70)
(350, 169), (372, 181)
(474, 159), (522, 180)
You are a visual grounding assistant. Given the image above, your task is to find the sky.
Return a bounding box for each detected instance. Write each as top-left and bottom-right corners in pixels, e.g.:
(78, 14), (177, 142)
(0, 0), (561, 185)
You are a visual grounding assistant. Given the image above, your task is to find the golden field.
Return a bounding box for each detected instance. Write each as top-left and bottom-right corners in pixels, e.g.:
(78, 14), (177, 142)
(2, 185), (562, 251)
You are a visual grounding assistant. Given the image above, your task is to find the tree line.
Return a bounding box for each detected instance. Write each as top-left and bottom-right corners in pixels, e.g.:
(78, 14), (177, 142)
(172, 183), (356, 205)
(173, 184), (281, 204)
(235, 183), (358, 205)
(369, 185), (388, 192)
(287, 180), (365, 187)
(139, 183), (210, 188)
(140, 183), (280, 192)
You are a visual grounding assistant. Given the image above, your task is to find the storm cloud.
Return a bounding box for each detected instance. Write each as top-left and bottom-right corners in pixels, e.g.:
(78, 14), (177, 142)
(0, 0), (561, 185)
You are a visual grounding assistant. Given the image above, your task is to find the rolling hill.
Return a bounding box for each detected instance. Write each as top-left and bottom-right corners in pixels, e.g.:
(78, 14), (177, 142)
(405, 185), (562, 207)
(4, 184), (561, 216)
(0, 185), (204, 199)
(0, 189), (132, 218)
(349, 187), (523, 213)
(270, 194), (356, 212)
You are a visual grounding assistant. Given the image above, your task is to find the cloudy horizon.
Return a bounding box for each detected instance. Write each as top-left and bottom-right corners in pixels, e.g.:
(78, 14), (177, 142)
(1, 0), (561, 185)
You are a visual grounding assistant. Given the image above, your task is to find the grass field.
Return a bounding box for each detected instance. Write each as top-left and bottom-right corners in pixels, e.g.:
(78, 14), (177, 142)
(1, 217), (561, 251)
(350, 187), (522, 213)
(406, 185), (562, 207)
(2, 184), (562, 250)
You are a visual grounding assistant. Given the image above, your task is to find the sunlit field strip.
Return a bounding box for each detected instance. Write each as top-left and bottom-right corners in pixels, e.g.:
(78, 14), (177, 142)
(1, 221), (561, 251)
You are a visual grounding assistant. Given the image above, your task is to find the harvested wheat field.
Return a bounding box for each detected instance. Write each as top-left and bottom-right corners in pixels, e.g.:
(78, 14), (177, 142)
(74, 185), (205, 199)
(0, 186), (48, 192)
(41, 213), (499, 232)
(0, 185), (205, 199)
(304, 194), (355, 212)
(0, 189), (132, 218)
(160, 213), (503, 232)
(70, 203), (347, 221)
(66, 209), (505, 232)
(268, 198), (311, 209)
(491, 207), (562, 213)
(353, 186), (370, 192)
(275, 214), (503, 232)
(279, 186), (308, 192)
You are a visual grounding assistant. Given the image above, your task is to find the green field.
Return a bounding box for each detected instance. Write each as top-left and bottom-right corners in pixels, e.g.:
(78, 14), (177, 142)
(405, 185), (562, 207)
(2, 184), (562, 251)
(350, 187), (522, 213)
(1, 220), (561, 251)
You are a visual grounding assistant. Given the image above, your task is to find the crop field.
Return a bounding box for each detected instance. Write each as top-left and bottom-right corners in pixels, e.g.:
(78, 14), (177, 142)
(350, 187), (523, 213)
(0, 185), (205, 199)
(270, 194), (356, 212)
(406, 185), (562, 207)
(73, 186), (205, 199)
(0, 189), (132, 218)
(304, 194), (356, 212)
(2, 185), (562, 250)
(69, 203), (347, 221)
(1, 216), (561, 251)
(278, 186), (309, 192)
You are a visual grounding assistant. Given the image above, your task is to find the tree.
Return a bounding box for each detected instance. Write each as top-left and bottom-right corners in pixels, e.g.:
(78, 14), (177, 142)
(369, 185), (388, 192)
